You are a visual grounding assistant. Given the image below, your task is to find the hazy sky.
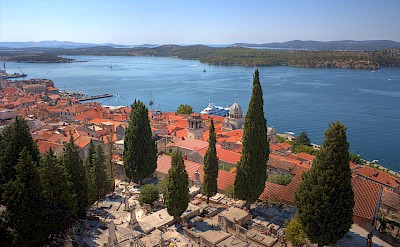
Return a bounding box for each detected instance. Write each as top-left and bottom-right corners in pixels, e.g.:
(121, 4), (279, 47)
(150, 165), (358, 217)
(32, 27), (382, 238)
(1, 0), (399, 44)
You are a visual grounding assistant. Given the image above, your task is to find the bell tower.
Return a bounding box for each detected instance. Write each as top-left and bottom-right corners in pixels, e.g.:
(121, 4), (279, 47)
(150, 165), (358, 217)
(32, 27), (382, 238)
(187, 115), (203, 139)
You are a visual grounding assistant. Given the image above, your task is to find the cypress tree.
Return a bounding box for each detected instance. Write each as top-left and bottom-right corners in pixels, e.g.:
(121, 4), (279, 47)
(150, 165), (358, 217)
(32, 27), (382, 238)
(84, 139), (96, 203)
(105, 134), (115, 183)
(92, 145), (112, 201)
(202, 119), (219, 204)
(85, 139), (96, 168)
(0, 215), (12, 246)
(3, 148), (46, 246)
(165, 150), (189, 220)
(0, 117), (40, 197)
(234, 69), (269, 210)
(62, 135), (89, 219)
(39, 149), (77, 235)
(295, 121), (354, 246)
(124, 100), (157, 182)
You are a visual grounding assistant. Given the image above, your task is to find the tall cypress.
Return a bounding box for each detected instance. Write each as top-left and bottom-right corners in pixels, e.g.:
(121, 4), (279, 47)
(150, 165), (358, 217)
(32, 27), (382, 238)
(202, 119), (219, 204)
(92, 145), (112, 201)
(84, 139), (96, 203)
(0, 117), (40, 196)
(124, 100), (157, 181)
(295, 122), (354, 246)
(62, 135), (89, 219)
(234, 69), (269, 210)
(39, 149), (77, 236)
(165, 150), (189, 219)
(3, 148), (46, 246)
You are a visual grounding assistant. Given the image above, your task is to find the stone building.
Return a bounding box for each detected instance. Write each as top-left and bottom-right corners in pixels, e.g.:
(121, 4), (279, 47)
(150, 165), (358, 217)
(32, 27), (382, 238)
(222, 102), (245, 131)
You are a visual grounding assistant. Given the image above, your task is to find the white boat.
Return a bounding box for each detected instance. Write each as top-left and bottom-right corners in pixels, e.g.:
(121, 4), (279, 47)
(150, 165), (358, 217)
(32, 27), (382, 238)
(200, 101), (230, 116)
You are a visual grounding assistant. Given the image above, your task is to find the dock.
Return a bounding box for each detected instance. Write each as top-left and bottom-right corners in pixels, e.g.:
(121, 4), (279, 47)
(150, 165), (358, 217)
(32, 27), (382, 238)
(78, 93), (114, 102)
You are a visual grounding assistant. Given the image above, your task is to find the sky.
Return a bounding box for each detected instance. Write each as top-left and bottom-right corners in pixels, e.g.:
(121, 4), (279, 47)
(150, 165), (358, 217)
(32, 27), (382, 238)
(1, 0), (399, 44)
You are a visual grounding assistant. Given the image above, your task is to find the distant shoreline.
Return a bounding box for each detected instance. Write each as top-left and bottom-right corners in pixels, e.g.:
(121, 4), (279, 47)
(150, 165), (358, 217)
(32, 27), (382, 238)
(2, 45), (400, 69)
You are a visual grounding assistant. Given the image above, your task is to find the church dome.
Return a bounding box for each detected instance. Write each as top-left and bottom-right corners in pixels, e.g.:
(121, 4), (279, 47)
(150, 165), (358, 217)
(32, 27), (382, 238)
(229, 102), (243, 119)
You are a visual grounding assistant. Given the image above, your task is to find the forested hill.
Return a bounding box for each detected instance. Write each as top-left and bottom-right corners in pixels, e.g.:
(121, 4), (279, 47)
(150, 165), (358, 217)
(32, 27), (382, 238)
(232, 40), (400, 51)
(1, 45), (400, 69)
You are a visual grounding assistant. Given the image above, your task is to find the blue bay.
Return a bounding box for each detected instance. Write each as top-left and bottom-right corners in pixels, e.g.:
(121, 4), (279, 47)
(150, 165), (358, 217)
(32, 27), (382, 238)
(5, 56), (400, 171)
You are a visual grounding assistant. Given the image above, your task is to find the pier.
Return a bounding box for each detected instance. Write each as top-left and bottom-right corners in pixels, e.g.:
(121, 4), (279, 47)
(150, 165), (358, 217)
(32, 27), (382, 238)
(78, 93), (114, 102)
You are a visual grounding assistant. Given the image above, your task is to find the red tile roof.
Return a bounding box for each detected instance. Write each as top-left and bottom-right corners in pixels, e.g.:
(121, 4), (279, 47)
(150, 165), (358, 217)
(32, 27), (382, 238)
(166, 138), (209, 151)
(293, 152), (316, 162)
(268, 154), (305, 173)
(276, 142), (292, 150)
(74, 136), (93, 148)
(198, 147), (242, 166)
(381, 189), (400, 212)
(36, 139), (64, 156)
(174, 119), (188, 129)
(270, 143), (283, 152)
(349, 162), (359, 170)
(2, 87), (20, 95)
(156, 155), (236, 191)
(355, 166), (400, 189)
(259, 173), (303, 205)
(352, 178), (382, 220)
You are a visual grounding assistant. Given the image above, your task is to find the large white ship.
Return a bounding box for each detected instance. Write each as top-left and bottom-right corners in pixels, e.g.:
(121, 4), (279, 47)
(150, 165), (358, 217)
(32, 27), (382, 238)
(200, 101), (230, 116)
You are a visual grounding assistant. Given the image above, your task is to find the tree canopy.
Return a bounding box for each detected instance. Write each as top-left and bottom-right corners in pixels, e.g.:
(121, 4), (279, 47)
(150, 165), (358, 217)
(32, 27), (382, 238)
(295, 122), (354, 246)
(202, 119), (219, 204)
(92, 145), (112, 201)
(0, 117), (40, 195)
(235, 69), (269, 210)
(3, 148), (46, 246)
(124, 100), (157, 181)
(62, 136), (89, 219)
(165, 150), (189, 219)
(39, 149), (77, 236)
(294, 132), (311, 147)
(176, 104), (193, 114)
(138, 184), (159, 205)
(267, 174), (293, 186)
(285, 216), (306, 247)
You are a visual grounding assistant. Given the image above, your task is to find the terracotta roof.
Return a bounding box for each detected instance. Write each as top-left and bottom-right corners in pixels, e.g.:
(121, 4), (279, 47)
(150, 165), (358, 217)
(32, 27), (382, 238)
(156, 155), (236, 191)
(74, 136), (93, 148)
(198, 147), (242, 165)
(259, 173), (303, 205)
(2, 87), (20, 95)
(36, 139), (64, 155)
(352, 178), (382, 220)
(276, 142), (292, 150)
(175, 129), (188, 138)
(268, 154), (299, 173)
(259, 182), (287, 202)
(173, 119), (188, 129)
(350, 162), (359, 170)
(381, 189), (400, 212)
(166, 138), (209, 151)
(355, 166), (400, 188)
(270, 143), (283, 152)
(293, 152), (316, 162)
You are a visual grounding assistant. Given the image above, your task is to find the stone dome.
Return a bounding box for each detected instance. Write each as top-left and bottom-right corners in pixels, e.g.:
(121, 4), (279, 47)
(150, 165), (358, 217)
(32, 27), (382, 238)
(229, 102), (243, 119)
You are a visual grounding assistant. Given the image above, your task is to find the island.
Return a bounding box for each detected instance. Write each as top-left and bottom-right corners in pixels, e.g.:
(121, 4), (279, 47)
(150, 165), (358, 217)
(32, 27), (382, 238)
(1, 45), (400, 69)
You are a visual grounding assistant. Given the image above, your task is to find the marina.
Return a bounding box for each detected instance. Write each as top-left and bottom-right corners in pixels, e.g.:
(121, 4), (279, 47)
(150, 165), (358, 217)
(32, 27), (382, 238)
(78, 93), (114, 102)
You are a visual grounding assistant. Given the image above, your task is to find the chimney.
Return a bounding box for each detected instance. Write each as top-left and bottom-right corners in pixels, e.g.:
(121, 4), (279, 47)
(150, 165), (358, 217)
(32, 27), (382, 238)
(184, 154), (188, 160)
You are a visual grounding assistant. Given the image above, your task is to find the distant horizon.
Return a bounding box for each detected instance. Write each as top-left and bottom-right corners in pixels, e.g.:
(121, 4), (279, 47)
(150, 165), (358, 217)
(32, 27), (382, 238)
(2, 39), (400, 46)
(1, 0), (399, 44)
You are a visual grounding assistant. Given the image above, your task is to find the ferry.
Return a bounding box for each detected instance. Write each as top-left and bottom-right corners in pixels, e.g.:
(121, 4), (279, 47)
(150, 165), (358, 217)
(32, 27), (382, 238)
(200, 101), (230, 116)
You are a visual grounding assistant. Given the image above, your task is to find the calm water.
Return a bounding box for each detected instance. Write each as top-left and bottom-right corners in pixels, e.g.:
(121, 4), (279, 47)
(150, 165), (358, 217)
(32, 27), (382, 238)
(5, 56), (400, 171)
